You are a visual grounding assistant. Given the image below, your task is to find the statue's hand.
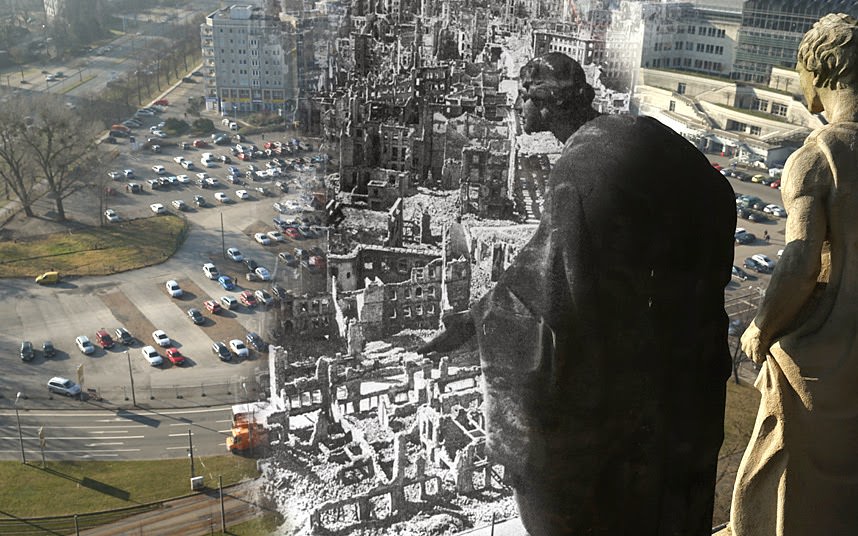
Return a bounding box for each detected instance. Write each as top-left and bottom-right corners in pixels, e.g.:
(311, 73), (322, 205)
(741, 322), (771, 365)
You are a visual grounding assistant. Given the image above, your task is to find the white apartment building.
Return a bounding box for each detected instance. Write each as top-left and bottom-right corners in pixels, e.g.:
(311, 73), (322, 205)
(603, 0), (740, 92)
(201, 4), (300, 114)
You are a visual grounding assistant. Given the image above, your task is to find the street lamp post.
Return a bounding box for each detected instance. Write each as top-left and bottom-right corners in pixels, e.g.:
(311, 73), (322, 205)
(187, 429), (195, 478)
(14, 392), (26, 464)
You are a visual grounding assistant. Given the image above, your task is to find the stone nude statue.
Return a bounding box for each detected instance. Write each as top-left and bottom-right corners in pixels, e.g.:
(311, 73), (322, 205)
(730, 13), (858, 536)
(421, 52), (736, 535)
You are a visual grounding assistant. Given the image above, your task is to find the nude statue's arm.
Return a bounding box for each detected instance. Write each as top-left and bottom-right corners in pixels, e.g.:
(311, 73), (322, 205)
(741, 143), (830, 364)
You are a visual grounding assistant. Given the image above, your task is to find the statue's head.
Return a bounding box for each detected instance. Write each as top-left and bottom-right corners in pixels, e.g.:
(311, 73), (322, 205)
(797, 13), (858, 112)
(517, 53), (595, 135)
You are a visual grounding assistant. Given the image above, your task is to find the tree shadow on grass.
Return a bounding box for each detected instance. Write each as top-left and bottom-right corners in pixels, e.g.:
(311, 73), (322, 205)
(34, 465), (133, 502)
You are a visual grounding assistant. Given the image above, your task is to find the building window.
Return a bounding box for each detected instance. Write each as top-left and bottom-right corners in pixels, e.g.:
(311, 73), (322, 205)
(415, 287), (423, 297)
(404, 288), (411, 299)
(677, 82), (686, 95)
(771, 103), (788, 117)
(390, 308), (397, 319)
(669, 100), (676, 112)
(753, 99), (769, 112)
(416, 305), (423, 316)
(403, 306), (411, 318)
(364, 262), (373, 270)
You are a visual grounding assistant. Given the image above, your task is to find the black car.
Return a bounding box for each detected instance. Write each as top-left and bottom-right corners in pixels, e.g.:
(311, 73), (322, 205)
(115, 327), (134, 345)
(271, 284), (288, 301)
(42, 340), (56, 358)
(194, 195), (206, 206)
(735, 231), (756, 245)
(246, 332), (267, 352)
(743, 257), (772, 274)
(732, 265), (752, 281)
(220, 155), (232, 164)
(187, 308), (205, 325)
(278, 251), (298, 267)
(20, 341), (34, 361)
(245, 259), (259, 271)
(212, 341), (232, 361)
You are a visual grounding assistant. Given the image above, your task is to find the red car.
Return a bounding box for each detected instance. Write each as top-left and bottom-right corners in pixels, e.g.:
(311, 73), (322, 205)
(711, 162), (722, 171)
(165, 347), (185, 365)
(153, 99), (169, 106)
(238, 152), (252, 161)
(238, 290), (257, 307)
(95, 329), (114, 349)
(283, 227), (301, 239)
(770, 179), (781, 189)
(204, 299), (222, 314)
(193, 139), (209, 148)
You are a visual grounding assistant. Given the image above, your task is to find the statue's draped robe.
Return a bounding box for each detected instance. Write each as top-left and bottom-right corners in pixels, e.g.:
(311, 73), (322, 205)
(732, 123), (858, 536)
(472, 115), (736, 535)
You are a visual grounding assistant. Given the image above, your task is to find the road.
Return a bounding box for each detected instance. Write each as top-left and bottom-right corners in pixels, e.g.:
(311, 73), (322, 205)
(0, 405), (235, 461)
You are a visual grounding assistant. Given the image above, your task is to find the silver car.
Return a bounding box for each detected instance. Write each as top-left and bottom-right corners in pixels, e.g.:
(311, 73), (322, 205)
(47, 377), (82, 397)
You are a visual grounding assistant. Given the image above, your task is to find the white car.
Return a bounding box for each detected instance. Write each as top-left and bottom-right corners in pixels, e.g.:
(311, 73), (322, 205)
(108, 170), (122, 180)
(195, 172), (209, 180)
(267, 230), (285, 242)
(255, 289), (274, 306)
(229, 339), (249, 358)
(763, 204), (787, 217)
(751, 253), (776, 269)
(173, 156), (186, 164)
(203, 262), (219, 279)
(104, 209), (120, 222)
(48, 377), (82, 397)
(151, 130), (167, 138)
(255, 266), (271, 281)
(214, 192), (229, 203)
(150, 203), (166, 214)
(141, 345), (163, 366)
(176, 174), (191, 184)
(201, 158), (216, 168)
(152, 330), (171, 347)
(254, 232), (271, 245)
(75, 335), (95, 355)
(181, 160), (195, 170)
(235, 189), (249, 199)
(284, 200), (302, 212)
(165, 280), (183, 297)
(205, 177), (219, 186)
(152, 165), (166, 175)
(226, 247), (243, 262)
(171, 199), (188, 211)
(123, 169), (135, 178)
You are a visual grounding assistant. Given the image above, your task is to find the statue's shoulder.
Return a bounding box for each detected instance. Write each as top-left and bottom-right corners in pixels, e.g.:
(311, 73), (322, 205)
(808, 121), (858, 146)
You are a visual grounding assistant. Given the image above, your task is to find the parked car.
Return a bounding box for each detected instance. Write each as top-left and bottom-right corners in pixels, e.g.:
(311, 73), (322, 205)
(218, 275), (235, 291)
(752, 253), (776, 270)
(141, 345), (163, 366)
(246, 331), (267, 352)
(204, 299), (222, 314)
(165, 279), (183, 298)
(194, 195), (206, 207)
(255, 266), (271, 281)
(215, 192), (229, 203)
(115, 327), (134, 345)
(150, 203), (166, 214)
(271, 285), (288, 301)
(743, 256), (772, 274)
(48, 377), (81, 397)
(165, 347), (185, 365)
(20, 340), (34, 361)
(76, 335), (95, 354)
(152, 329), (171, 347)
(245, 259), (259, 272)
(735, 231), (756, 245)
(732, 265), (752, 281)
(227, 247), (243, 262)
(95, 329), (114, 349)
(229, 339), (249, 359)
(236, 189), (249, 200)
(238, 290), (257, 307)
(763, 204), (787, 217)
(267, 230), (285, 242)
(254, 232), (271, 245)
(254, 289), (274, 306)
(171, 200), (188, 211)
(203, 263), (219, 280)
(220, 295), (238, 310)
(212, 341), (232, 361)
(104, 209), (120, 222)
(42, 340), (56, 358)
(187, 308), (205, 325)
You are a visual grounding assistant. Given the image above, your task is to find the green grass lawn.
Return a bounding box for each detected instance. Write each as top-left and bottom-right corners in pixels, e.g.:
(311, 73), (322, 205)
(0, 456), (259, 518)
(0, 215), (186, 278)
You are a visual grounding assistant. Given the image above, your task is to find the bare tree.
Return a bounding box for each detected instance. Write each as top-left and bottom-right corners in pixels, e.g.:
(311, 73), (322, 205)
(0, 107), (39, 217)
(19, 95), (102, 221)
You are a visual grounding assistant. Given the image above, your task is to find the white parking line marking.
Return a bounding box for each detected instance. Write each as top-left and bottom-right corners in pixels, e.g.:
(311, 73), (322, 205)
(85, 442), (124, 446)
(168, 432), (194, 437)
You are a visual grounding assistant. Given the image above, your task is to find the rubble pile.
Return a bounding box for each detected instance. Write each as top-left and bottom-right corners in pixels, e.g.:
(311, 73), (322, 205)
(262, 351), (515, 535)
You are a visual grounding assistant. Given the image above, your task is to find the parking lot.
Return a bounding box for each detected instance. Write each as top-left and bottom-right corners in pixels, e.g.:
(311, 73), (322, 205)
(0, 78), (332, 404)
